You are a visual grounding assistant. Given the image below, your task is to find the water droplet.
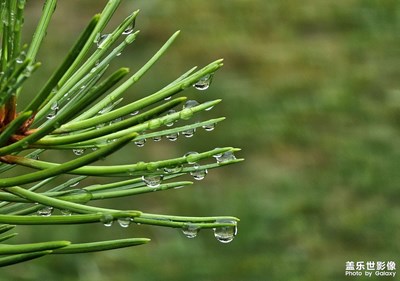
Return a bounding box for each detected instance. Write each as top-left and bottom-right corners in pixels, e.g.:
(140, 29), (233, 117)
(16, 51), (26, 64)
(190, 164), (208, 180)
(97, 33), (110, 48)
(142, 174), (163, 188)
(163, 165), (183, 174)
(51, 102), (59, 110)
(164, 96), (172, 101)
(134, 138), (146, 147)
(122, 19), (136, 35)
(193, 73), (214, 90)
(183, 100), (199, 109)
(152, 136), (162, 142)
(202, 123), (215, 131)
(96, 123), (105, 129)
(215, 151), (236, 163)
(182, 223), (200, 238)
(184, 151), (199, 164)
(165, 121), (175, 127)
(166, 132), (179, 141)
(164, 109), (176, 127)
(46, 112), (56, 120)
(46, 102), (59, 120)
(37, 206), (53, 217)
(72, 149), (85, 156)
(116, 51), (122, 57)
(60, 209), (72, 216)
(213, 219), (237, 243)
(117, 217), (132, 228)
(182, 128), (196, 138)
(110, 117), (122, 124)
(130, 110), (139, 116)
(101, 213), (114, 227)
(22, 69), (31, 77)
(98, 105), (112, 115)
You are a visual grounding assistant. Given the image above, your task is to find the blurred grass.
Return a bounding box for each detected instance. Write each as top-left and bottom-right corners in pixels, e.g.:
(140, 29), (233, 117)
(2, 0), (400, 280)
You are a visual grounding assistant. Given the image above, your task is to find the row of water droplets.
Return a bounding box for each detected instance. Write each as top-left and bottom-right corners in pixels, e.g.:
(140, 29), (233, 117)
(99, 213), (237, 243)
(181, 219), (238, 243)
(64, 70), (215, 153)
(134, 99), (215, 146)
(133, 70), (215, 143)
(100, 214), (132, 228)
(141, 150), (236, 187)
(102, 215), (237, 243)
(38, 206), (236, 243)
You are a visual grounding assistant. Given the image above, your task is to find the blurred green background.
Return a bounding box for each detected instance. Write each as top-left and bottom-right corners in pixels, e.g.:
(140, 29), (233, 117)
(2, 0), (400, 280)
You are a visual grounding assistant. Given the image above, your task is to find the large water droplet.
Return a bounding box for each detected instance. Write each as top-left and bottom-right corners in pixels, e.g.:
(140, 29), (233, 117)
(60, 209), (72, 216)
(182, 223), (200, 238)
(152, 136), (162, 142)
(16, 51), (26, 64)
(97, 33), (110, 48)
(164, 109), (177, 127)
(122, 19), (136, 35)
(215, 151), (236, 163)
(96, 123), (105, 129)
(117, 217), (132, 228)
(213, 219), (237, 243)
(163, 164), (183, 174)
(202, 123), (215, 131)
(142, 174), (163, 188)
(37, 206), (53, 217)
(182, 128), (196, 138)
(183, 100), (199, 109)
(101, 213), (114, 227)
(72, 148), (85, 156)
(190, 164), (208, 180)
(193, 73), (214, 90)
(166, 132), (179, 141)
(51, 101), (59, 111)
(46, 102), (59, 120)
(134, 138), (146, 147)
(130, 110), (139, 116)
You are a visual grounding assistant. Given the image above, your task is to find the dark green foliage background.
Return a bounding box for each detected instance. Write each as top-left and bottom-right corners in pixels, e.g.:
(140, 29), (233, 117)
(2, 0), (400, 280)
